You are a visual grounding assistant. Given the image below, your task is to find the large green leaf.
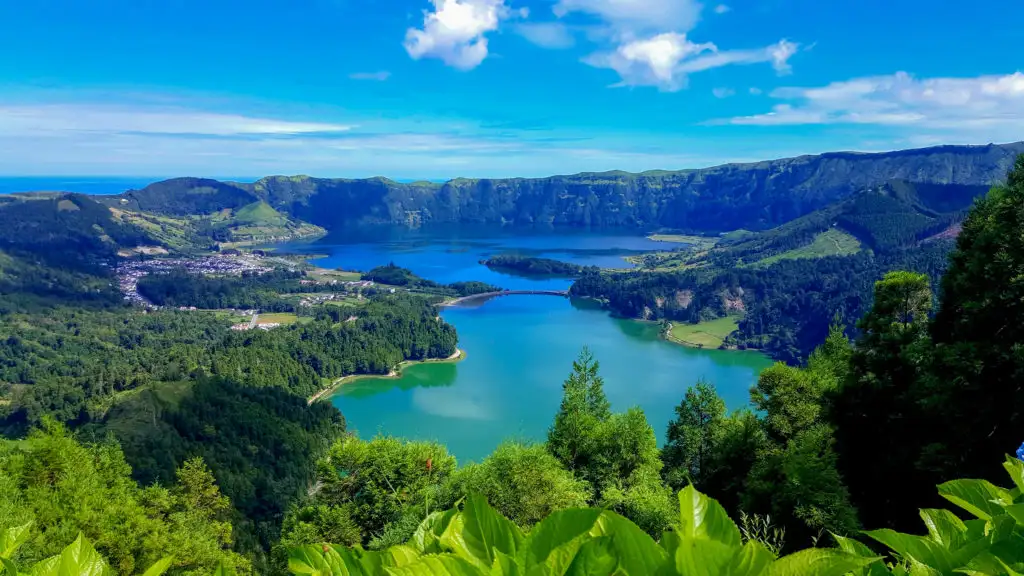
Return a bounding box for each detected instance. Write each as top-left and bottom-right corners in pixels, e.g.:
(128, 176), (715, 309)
(1005, 504), (1024, 526)
(904, 557), (942, 576)
(489, 551), (520, 576)
(670, 538), (736, 576)
(442, 495), (523, 570)
(563, 538), (618, 576)
(1, 558), (19, 576)
(832, 535), (890, 576)
(765, 549), (879, 576)
(518, 509), (603, 576)
(655, 533), (681, 576)
(1004, 457), (1024, 495)
(1, 523), (32, 560)
(864, 529), (956, 572)
(381, 546), (421, 569)
(30, 533), (112, 576)
(937, 479), (1013, 520)
(413, 510), (460, 555)
(140, 557), (174, 576)
(919, 509), (967, 549)
(677, 486), (742, 547)
(288, 544), (372, 576)
(727, 540), (776, 576)
(384, 554), (488, 576)
(591, 512), (666, 576)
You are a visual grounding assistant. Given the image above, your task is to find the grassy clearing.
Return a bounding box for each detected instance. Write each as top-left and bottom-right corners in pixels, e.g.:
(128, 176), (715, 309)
(649, 234), (702, 243)
(256, 312), (299, 325)
(310, 268), (363, 282)
(325, 297), (364, 307)
(753, 228), (861, 267)
(666, 316), (740, 349)
(234, 201), (286, 224)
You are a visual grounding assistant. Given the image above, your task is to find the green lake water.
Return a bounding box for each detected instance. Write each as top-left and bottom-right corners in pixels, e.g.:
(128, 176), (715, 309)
(276, 225), (773, 463)
(330, 296), (772, 463)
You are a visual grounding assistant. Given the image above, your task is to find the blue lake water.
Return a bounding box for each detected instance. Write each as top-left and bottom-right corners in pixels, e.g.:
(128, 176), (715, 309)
(276, 226), (772, 463)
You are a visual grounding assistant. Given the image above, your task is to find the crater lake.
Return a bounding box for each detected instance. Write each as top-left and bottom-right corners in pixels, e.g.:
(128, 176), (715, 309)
(277, 225), (772, 462)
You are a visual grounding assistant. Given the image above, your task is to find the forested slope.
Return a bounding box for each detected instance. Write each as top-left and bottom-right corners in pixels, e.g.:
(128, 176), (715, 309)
(570, 178), (992, 361)
(97, 142), (1023, 232)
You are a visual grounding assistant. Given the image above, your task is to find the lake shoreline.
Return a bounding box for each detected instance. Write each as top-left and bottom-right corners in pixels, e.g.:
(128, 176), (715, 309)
(307, 348), (466, 405)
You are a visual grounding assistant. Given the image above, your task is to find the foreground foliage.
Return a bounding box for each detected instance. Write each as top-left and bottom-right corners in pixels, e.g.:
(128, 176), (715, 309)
(0, 423), (249, 574)
(290, 455), (1024, 575)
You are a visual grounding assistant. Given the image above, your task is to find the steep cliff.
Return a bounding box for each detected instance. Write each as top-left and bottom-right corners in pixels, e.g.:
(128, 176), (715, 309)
(108, 142), (1024, 232)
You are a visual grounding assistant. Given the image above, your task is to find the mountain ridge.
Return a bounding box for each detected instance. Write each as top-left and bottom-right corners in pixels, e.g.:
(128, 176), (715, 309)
(92, 141), (1022, 232)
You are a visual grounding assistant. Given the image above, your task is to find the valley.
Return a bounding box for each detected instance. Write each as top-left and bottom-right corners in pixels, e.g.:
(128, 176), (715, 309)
(2, 144), (1024, 575)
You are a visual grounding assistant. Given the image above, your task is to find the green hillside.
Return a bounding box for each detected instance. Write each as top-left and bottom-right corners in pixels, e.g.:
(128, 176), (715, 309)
(92, 142), (1023, 232)
(233, 200), (286, 225)
(752, 228), (862, 267)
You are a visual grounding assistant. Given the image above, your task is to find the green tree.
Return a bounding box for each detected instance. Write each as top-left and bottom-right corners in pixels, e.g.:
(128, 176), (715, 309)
(294, 435), (456, 549)
(743, 327), (860, 546)
(927, 154), (1024, 487)
(448, 442), (590, 528)
(547, 347), (607, 476)
(0, 421), (248, 575)
(662, 379), (727, 490)
(546, 349), (673, 535)
(696, 409), (767, 516)
(830, 271), (933, 530)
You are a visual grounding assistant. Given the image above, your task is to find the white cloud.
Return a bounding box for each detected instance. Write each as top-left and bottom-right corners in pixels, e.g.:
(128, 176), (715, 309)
(711, 71), (1024, 141)
(553, 0), (798, 91)
(0, 94), (749, 178)
(349, 71), (392, 81)
(404, 0), (523, 70)
(749, 87), (763, 95)
(584, 33), (715, 91)
(712, 87), (735, 98)
(586, 37), (799, 91)
(0, 104), (351, 136)
(516, 22), (575, 48)
(553, 0), (702, 34)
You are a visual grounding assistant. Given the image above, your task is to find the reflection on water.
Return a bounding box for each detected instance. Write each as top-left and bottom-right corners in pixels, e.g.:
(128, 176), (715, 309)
(339, 362), (459, 399)
(272, 223), (677, 291)
(278, 225), (767, 463)
(333, 295), (772, 463)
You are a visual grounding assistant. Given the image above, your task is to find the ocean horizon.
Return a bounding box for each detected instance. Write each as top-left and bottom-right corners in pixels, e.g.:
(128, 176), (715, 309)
(0, 176), (453, 195)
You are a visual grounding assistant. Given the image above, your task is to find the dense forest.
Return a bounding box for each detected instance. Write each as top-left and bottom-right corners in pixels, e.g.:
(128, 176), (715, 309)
(483, 254), (594, 277)
(362, 263), (501, 296)
(137, 269), (310, 311)
(2, 154), (1024, 575)
(0, 293), (457, 430)
(570, 178), (986, 361)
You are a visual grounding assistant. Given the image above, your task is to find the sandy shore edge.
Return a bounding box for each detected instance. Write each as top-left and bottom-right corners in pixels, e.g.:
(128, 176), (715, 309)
(307, 348), (465, 405)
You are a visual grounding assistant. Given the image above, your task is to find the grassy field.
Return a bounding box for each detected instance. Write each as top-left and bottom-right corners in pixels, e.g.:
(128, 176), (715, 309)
(234, 201), (286, 225)
(256, 312), (301, 325)
(310, 268), (363, 282)
(753, 228), (861, 267)
(326, 297), (364, 307)
(666, 316), (740, 349)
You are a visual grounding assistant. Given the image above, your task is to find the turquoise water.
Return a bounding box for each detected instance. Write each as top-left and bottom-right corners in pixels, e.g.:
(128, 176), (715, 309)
(277, 226), (773, 463)
(334, 296), (771, 463)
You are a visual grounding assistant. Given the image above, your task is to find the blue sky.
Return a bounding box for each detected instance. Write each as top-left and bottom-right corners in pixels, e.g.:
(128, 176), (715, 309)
(0, 0), (1022, 178)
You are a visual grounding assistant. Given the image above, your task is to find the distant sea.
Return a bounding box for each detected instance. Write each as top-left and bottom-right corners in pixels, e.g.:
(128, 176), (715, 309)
(0, 176), (253, 195)
(0, 176), (447, 195)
